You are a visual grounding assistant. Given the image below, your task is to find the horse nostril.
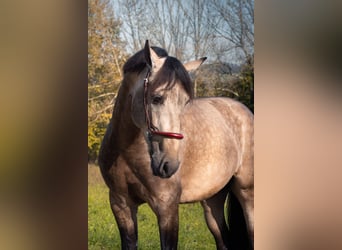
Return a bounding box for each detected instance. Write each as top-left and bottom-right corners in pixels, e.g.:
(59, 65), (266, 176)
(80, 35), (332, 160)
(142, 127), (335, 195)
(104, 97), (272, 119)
(152, 158), (179, 178)
(160, 161), (169, 176)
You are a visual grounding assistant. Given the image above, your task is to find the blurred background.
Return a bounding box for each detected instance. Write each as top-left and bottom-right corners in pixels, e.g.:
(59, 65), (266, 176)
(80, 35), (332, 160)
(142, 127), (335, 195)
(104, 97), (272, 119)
(0, 0), (341, 249)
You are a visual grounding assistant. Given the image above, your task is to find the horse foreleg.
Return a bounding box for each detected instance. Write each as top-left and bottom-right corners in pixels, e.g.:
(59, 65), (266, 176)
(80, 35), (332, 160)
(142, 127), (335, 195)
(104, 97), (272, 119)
(201, 186), (229, 250)
(152, 201), (179, 250)
(110, 190), (138, 250)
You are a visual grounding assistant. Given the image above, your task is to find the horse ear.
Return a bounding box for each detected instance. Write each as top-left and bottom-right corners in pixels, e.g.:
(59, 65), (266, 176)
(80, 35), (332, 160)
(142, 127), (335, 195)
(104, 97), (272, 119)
(144, 40), (166, 73)
(144, 40), (152, 67)
(184, 57), (207, 72)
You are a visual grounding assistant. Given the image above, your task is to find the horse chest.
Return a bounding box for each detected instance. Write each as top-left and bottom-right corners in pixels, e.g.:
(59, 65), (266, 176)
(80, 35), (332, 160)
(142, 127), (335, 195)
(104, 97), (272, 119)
(178, 130), (239, 202)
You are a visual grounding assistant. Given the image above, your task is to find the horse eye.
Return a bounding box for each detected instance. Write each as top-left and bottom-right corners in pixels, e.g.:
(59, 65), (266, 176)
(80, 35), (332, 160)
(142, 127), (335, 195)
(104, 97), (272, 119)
(151, 94), (164, 105)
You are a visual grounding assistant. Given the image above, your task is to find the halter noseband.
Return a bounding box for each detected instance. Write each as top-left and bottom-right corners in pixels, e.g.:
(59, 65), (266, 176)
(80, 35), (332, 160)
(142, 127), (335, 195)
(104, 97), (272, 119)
(143, 69), (184, 140)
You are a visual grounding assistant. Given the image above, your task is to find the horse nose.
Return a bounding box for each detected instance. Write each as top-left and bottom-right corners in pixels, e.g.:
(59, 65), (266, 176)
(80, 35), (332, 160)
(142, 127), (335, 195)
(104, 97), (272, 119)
(159, 160), (179, 178)
(151, 156), (179, 178)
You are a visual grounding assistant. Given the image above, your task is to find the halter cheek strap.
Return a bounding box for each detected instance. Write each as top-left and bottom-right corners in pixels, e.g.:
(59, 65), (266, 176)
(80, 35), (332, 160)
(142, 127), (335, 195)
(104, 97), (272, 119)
(143, 69), (184, 140)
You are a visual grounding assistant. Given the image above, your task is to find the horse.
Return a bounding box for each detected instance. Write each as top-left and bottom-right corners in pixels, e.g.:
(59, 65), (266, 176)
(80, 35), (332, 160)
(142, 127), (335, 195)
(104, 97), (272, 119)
(98, 40), (254, 250)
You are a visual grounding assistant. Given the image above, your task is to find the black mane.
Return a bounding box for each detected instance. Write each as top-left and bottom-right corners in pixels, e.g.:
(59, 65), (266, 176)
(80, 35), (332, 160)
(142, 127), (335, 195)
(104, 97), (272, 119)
(151, 56), (194, 99)
(123, 47), (194, 99)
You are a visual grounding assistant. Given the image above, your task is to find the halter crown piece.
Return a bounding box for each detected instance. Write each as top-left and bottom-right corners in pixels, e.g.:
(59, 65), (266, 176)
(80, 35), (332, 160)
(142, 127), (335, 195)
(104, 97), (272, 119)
(143, 69), (184, 140)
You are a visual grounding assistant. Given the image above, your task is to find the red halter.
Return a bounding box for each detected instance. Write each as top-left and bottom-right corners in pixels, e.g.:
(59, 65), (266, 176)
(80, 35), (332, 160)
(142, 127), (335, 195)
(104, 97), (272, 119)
(143, 69), (184, 140)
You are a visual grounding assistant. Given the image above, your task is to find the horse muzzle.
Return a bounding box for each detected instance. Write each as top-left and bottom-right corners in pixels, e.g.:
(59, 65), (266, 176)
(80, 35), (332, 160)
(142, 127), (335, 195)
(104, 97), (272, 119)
(151, 153), (179, 178)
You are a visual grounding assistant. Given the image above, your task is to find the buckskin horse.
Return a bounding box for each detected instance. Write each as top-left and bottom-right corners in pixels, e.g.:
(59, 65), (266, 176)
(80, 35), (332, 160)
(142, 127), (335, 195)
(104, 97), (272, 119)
(99, 40), (254, 250)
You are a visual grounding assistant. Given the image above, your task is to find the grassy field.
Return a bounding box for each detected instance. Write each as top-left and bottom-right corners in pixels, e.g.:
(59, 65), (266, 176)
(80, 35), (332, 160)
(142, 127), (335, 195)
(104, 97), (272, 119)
(88, 165), (216, 249)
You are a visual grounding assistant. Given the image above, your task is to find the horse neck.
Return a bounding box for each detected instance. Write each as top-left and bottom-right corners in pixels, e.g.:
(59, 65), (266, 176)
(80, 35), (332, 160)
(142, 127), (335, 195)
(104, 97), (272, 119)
(111, 80), (141, 146)
(99, 80), (144, 173)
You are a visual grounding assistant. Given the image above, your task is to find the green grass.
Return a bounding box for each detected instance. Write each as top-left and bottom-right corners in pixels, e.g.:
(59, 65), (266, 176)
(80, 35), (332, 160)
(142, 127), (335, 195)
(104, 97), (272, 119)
(88, 165), (216, 249)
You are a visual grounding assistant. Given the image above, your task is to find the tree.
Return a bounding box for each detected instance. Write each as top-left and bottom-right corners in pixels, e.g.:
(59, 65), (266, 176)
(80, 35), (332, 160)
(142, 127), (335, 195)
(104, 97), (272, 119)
(177, 0), (214, 60)
(115, 0), (146, 53)
(115, 0), (254, 64)
(116, 0), (214, 62)
(88, 0), (126, 162)
(208, 0), (254, 64)
(195, 57), (254, 113)
(226, 55), (254, 113)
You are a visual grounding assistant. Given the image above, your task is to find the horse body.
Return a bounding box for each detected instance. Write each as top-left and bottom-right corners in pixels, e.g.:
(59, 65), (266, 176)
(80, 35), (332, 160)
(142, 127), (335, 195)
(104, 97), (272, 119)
(99, 41), (253, 250)
(179, 97), (253, 203)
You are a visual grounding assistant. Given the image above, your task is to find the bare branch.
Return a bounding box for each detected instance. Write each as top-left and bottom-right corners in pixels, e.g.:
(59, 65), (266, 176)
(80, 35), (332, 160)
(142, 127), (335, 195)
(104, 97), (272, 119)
(88, 92), (116, 101)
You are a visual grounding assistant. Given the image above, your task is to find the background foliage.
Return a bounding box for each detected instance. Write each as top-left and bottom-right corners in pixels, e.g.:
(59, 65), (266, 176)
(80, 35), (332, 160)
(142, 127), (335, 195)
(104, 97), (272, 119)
(88, 0), (254, 162)
(88, 0), (127, 162)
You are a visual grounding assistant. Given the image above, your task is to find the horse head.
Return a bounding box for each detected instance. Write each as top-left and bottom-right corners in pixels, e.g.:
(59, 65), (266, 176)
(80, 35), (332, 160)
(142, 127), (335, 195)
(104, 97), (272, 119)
(130, 40), (206, 178)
